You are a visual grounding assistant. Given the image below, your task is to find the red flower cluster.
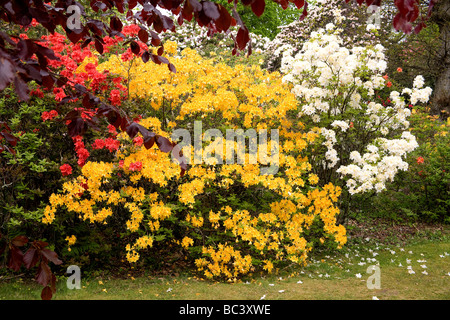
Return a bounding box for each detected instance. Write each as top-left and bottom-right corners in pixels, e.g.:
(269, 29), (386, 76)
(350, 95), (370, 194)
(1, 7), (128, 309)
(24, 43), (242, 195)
(109, 89), (123, 106)
(40, 31), (128, 101)
(91, 137), (120, 152)
(53, 87), (66, 101)
(133, 136), (144, 146)
(60, 164), (72, 176)
(129, 161), (142, 172)
(72, 136), (90, 167)
(41, 110), (59, 121)
(92, 139), (106, 150)
(31, 89), (44, 98)
(107, 124), (117, 135)
(417, 156), (424, 164)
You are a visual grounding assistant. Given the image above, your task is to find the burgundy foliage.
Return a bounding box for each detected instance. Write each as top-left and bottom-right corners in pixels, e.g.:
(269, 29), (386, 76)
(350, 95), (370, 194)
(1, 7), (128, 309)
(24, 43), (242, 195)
(0, 234), (63, 300)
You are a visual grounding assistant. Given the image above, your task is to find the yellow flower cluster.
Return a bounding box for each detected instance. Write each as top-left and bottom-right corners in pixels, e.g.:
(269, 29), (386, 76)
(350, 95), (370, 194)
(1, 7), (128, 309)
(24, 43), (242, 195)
(97, 41), (297, 130)
(195, 244), (253, 280)
(43, 43), (347, 278)
(65, 235), (77, 251)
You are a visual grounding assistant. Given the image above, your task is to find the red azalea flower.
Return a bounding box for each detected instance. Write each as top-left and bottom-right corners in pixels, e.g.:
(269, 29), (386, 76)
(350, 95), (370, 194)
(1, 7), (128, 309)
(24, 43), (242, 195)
(386, 81), (392, 88)
(133, 136), (144, 146)
(107, 124), (117, 136)
(72, 136), (90, 167)
(41, 110), (59, 121)
(105, 137), (120, 152)
(31, 89), (44, 98)
(60, 164), (73, 176)
(397, 67), (403, 72)
(109, 89), (122, 106)
(92, 139), (106, 150)
(129, 161), (142, 172)
(53, 87), (66, 101)
(417, 157), (424, 164)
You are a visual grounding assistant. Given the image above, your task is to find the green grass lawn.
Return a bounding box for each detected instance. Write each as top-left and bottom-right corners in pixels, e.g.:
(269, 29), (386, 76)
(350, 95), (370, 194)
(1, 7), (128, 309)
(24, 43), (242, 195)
(1, 235), (449, 300)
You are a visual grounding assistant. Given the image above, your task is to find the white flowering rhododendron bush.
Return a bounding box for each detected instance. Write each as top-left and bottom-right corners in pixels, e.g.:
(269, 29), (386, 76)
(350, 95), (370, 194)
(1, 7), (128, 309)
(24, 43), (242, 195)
(280, 25), (433, 201)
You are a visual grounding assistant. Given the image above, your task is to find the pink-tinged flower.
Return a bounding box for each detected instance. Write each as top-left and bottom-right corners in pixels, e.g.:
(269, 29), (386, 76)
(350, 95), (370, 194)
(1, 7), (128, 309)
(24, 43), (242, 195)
(129, 161), (142, 172)
(397, 67), (403, 72)
(417, 157), (424, 164)
(118, 160), (124, 168)
(60, 164), (73, 176)
(133, 136), (144, 146)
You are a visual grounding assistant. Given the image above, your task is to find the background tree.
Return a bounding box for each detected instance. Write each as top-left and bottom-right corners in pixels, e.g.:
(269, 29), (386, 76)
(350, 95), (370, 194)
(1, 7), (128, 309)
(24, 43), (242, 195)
(216, 0), (300, 39)
(428, 0), (450, 117)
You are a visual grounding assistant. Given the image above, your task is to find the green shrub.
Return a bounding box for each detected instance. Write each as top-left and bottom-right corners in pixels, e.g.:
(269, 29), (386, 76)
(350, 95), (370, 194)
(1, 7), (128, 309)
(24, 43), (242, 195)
(363, 107), (450, 223)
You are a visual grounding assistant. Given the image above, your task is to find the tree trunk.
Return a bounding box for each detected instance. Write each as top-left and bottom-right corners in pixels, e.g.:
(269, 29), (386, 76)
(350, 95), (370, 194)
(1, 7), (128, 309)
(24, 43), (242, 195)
(431, 0), (450, 117)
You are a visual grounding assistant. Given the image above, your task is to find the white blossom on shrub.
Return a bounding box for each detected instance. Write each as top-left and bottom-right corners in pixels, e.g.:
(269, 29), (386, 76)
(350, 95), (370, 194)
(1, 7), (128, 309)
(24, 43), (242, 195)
(280, 25), (432, 195)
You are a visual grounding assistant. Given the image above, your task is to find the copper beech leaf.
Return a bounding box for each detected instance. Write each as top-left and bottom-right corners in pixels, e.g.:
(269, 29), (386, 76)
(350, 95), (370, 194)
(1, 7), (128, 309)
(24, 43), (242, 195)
(41, 249), (63, 265)
(36, 261), (52, 287)
(11, 235), (28, 247)
(23, 248), (40, 269)
(251, 0), (265, 17)
(7, 246), (23, 271)
(41, 286), (52, 300)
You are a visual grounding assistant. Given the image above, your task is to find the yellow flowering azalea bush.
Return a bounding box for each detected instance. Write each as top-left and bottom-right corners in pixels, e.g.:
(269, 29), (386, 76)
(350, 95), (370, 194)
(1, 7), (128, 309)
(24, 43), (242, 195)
(43, 41), (347, 280)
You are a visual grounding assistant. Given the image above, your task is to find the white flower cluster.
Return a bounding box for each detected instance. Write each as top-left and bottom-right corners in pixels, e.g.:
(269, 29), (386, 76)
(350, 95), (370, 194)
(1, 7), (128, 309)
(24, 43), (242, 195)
(280, 25), (433, 195)
(337, 132), (419, 194)
(264, 0), (382, 71)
